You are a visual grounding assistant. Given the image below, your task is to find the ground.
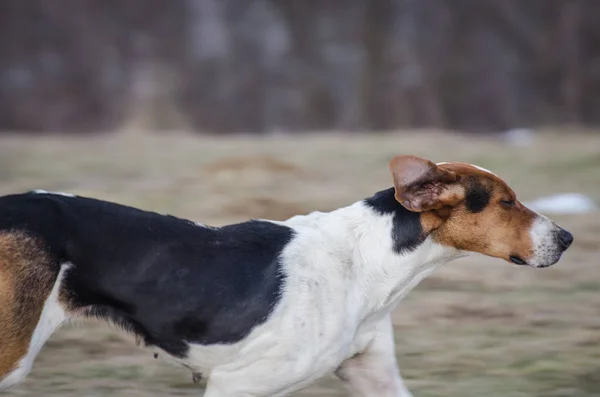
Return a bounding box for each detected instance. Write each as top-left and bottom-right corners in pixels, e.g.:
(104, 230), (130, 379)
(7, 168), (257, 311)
(1, 129), (599, 397)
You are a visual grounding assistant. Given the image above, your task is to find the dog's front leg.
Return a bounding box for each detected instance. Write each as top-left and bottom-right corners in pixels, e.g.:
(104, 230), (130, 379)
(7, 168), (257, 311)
(335, 316), (414, 397)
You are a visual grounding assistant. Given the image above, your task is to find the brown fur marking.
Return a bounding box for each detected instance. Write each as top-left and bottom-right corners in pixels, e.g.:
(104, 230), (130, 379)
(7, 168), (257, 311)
(0, 232), (56, 378)
(430, 162), (536, 262)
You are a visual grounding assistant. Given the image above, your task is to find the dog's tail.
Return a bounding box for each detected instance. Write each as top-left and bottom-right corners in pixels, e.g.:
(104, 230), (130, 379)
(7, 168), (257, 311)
(0, 230), (68, 389)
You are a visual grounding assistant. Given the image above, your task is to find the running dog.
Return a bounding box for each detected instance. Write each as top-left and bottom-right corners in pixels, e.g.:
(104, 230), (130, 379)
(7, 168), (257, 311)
(0, 155), (573, 396)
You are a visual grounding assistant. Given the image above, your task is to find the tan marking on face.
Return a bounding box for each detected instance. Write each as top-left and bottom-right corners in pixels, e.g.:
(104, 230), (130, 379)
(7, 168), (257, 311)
(420, 211), (445, 235)
(430, 162), (537, 262)
(0, 232), (55, 378)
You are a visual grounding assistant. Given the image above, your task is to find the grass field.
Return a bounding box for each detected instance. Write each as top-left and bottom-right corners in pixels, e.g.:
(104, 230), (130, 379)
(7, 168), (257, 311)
(1, 129), (599, 397)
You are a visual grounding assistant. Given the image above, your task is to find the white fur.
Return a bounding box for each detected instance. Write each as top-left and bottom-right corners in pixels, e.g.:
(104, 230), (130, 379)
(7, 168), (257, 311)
(336, 316), (413, 397)
(179, 201), (463, 397)
(0, 264), (71, 389)
(32, 190), (75, 197)
(470, 164), (498, 177)
(528, 214), (561, 267)
(436, 162), (498, 177)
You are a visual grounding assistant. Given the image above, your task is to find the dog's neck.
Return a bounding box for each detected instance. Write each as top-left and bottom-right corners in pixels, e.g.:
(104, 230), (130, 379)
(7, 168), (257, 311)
(284, 188), (465, 313)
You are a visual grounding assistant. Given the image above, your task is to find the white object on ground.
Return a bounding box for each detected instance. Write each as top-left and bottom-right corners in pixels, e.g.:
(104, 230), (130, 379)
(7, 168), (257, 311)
(524, 193), (596, 214)
(502, 128), (535, 147)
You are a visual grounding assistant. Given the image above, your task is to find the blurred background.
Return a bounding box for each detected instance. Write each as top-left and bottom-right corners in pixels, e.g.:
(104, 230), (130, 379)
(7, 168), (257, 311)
(2, 0), (600, 134)
(1, 1), (599, 396)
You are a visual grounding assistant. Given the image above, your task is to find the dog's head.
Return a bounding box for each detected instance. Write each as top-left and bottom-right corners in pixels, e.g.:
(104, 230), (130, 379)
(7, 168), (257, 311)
(389, 155), (573, 268)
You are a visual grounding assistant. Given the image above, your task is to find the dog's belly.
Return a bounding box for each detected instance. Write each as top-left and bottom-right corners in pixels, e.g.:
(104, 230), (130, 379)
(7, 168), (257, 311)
(175, 342), (242, 374)
(172, 310), (378, 383)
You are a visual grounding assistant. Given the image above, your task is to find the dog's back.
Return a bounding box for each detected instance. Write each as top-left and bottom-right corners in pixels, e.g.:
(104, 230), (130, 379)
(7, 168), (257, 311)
(0, 191), (294, 386)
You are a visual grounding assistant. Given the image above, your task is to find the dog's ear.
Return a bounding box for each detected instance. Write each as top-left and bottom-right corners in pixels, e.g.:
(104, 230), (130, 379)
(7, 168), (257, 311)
(389, 155), (464, 212)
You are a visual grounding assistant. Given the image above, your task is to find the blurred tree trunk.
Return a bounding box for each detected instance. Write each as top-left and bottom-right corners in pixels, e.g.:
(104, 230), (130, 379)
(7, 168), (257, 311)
(0, 0), (599, 134)
(560, 0), (582, 124)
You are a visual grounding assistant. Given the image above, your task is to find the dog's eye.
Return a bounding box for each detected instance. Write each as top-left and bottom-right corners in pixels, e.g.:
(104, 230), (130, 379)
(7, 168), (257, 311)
(500, 199), (516, 207)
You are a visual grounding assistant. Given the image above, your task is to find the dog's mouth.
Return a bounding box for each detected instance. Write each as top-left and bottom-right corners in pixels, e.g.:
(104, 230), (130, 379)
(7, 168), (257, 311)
(510, 252), (565, 268)
(509, 255), (527, 266)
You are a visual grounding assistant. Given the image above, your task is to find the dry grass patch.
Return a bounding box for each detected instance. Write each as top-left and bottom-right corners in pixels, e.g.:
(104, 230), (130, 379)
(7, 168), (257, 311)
(0, 129), (598, 396)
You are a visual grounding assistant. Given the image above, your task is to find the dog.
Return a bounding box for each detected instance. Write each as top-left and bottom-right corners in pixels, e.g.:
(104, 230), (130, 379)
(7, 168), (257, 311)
(0, 155), (573, 396)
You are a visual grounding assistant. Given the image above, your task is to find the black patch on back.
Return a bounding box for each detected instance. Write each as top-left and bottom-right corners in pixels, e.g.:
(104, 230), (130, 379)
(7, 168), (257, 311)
(465, 177), (491, 213)
(0, 192), (294, 358)
(364, 187), (425, 253)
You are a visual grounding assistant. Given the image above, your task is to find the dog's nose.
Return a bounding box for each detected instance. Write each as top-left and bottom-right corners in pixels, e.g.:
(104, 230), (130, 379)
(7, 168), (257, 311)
(557, 228), (573, 250)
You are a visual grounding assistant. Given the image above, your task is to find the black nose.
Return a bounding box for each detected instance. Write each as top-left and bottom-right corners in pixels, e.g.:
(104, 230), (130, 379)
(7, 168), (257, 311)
(558, 229), (573, 250)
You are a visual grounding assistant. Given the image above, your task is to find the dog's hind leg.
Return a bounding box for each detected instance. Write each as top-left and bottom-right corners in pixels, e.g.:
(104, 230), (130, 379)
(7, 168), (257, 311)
(336, 316), (414, 397)
(0, 232), (69, 389)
